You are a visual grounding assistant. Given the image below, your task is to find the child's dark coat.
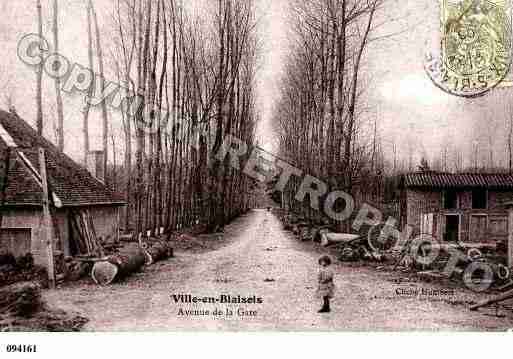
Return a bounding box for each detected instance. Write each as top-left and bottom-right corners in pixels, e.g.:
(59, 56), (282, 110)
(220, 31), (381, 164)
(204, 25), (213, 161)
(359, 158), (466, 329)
(316, 267), (335, 298)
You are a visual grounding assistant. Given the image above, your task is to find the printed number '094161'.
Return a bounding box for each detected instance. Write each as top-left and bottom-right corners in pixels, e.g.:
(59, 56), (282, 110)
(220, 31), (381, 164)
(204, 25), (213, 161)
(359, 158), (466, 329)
(6, 345), (37, 353)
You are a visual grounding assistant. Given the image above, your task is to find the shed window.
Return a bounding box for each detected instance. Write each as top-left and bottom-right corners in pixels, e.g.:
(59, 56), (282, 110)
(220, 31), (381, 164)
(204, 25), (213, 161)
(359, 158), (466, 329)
(443, 190), (457, 209)
(472, 189), (487, 209)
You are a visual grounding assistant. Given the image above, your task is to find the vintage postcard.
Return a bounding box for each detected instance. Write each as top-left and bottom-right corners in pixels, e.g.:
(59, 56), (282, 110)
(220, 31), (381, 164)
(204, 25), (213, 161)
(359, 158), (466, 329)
(2, 0), (513, 342)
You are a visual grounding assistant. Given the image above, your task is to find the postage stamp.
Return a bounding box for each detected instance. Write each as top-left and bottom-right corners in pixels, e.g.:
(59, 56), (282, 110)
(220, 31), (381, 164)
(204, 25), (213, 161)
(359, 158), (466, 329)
(426, 0), (513, 96)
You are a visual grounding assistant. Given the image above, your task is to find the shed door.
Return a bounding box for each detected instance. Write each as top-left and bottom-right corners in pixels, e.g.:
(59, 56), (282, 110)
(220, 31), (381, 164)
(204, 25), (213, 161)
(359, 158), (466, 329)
(444, 215), (460, 242)
(489, 216), (507, 237)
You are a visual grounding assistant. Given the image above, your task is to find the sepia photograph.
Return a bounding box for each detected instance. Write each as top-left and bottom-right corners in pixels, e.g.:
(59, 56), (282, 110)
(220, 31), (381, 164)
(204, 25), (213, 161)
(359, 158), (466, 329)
(1, 0), (513, 343)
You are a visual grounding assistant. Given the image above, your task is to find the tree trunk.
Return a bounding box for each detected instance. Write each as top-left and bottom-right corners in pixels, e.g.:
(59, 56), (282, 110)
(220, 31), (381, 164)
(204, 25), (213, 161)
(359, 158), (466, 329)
(91, 251), (146, 286)
(83, 2), (93, 165)
(143, 241), (173, 265)
(53, 0), (65, 151)
(90, 1), (109, 184)
(36, 0), (43, 137)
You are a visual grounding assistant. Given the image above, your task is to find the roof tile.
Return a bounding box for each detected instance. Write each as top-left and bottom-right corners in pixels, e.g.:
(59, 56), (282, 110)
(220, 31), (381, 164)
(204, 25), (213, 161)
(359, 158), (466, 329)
(0, 110), (125, 207)
(404, 172), (513, 189)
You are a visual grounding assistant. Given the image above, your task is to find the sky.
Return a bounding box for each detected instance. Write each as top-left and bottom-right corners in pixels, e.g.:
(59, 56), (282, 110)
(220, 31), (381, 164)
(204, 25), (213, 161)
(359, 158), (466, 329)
(1, 0), (512, 170)
(366, 0), (513, 170)
(0, 0), (289, 159)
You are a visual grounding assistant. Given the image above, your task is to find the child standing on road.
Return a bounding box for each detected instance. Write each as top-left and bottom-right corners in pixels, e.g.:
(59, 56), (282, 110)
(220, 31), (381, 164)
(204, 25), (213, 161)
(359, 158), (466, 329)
(316, 255), (335, 313)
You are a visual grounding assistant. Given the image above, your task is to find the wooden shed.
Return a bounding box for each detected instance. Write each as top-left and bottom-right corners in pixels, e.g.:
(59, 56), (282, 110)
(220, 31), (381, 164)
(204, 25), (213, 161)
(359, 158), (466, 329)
(0, 110), (125, 268)
(400, 171), (513, 246)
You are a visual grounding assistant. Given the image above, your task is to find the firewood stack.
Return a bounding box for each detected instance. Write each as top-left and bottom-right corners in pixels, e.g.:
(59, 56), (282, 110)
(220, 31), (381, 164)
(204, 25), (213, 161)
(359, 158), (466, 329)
(69, 210), (104, 257)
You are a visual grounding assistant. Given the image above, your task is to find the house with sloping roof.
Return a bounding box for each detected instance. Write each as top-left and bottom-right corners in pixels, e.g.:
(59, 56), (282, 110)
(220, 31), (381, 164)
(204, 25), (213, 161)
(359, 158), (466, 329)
(0, 110), (125, 267)
(399, 171), (513, 244)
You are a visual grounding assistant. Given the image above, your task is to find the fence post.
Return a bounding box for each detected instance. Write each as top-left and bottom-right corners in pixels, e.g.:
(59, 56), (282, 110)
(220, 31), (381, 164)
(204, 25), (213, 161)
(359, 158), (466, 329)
(39, 148), (56, 289)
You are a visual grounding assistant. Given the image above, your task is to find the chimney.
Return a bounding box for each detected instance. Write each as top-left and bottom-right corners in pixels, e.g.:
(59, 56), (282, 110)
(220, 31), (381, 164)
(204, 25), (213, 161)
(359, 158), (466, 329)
(87, 150), (105, 182)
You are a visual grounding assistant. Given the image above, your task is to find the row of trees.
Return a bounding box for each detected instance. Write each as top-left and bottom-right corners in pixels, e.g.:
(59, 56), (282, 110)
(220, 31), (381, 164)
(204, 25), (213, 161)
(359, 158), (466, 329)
(397, 89), (513, 175)
(110, 0), (260, 237)
(274, 0), (387, 224)
(29, 0), (260, 237)
(35, 0), (108, 176)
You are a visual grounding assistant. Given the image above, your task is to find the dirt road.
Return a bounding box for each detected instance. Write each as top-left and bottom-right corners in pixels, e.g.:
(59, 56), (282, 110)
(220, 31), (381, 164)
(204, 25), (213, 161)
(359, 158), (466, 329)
(45, 209), (513, 331)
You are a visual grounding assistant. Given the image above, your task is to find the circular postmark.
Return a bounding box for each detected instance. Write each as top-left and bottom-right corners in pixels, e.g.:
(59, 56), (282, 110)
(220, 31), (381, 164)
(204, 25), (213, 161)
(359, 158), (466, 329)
(425, 0), (512, 97)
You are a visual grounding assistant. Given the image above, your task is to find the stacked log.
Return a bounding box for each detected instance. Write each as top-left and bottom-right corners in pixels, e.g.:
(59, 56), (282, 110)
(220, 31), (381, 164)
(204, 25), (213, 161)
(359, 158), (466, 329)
(143, 241), (174, 265)
(312, 226), (335, 242)
(69, 210), (103, 257)
(283, 222), (294, 231)
(470, 288), (513, 311)
(320, 232), (360, 247)
(339, 246), (360, 262)
(291, 221), (308, 235)
(64, 258), (92, 281)
(296, 223), (312, 241)
(91, 251), (146, 286)
(282, 214), (300, 231)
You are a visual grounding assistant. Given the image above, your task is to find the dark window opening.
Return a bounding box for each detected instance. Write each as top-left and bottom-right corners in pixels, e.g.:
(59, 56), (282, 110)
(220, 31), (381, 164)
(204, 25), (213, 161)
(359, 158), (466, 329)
(443, 190), (457, 209)
(472, 189), (487, 209)
(444, 215), (459, 242)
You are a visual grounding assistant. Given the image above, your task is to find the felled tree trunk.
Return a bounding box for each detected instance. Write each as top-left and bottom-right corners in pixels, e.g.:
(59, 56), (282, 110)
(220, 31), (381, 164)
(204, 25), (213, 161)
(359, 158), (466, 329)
(320, 232), (360, 247)
(91, 251), (146, 286)
(143, 241), (173, 265)
(470, 288), (513, 311)
(0, 282), (42, 318)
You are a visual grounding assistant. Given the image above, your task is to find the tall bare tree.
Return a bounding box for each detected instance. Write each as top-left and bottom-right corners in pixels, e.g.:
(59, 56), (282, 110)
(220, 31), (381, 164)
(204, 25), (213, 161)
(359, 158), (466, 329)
(275, 0), (388, 225)
(36, 0), (43, 136)
(83, 1), (94, 165)
(53, 0), (65, 151)
(109, 0), (259, 238)
(90, 0), (110, 183)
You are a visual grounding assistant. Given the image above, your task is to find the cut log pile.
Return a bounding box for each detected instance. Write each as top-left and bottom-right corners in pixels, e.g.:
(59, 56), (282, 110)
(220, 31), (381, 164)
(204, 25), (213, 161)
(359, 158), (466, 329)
(470, 288), (513, 311)
(320, 232), (360, 247)
(2, 220), (176, 290)
(91, 250), (146, 286)
(74, 237), (174, 286)
(279, 210), (511, 297)
(0, 281), (88, 331)
(312, 226), (334, 242)
(295, 222), (311, 240)
(279, 213), (388, 263)
(393, 241), (510, 288)
(68, 208), (173, 285)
